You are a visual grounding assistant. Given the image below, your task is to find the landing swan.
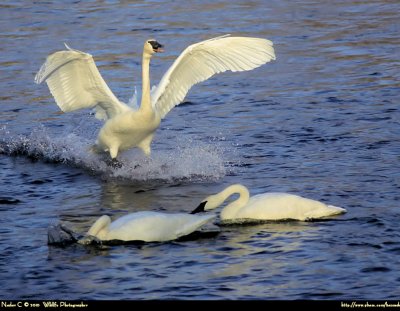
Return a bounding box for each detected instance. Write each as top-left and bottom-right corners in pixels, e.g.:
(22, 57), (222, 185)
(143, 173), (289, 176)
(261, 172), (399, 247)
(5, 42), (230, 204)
(83, 211), (216, 242)
(35, 35), (276, 160)
(191, 184), (347, 222)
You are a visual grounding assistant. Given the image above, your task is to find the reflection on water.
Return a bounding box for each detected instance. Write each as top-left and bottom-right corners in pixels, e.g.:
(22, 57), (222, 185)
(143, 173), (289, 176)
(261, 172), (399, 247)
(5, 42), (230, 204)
(1, 0), (399, 300)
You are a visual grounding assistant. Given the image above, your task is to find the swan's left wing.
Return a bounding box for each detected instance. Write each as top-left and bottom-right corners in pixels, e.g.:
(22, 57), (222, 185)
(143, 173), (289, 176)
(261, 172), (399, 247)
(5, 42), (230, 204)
(152, 35), (276, 119)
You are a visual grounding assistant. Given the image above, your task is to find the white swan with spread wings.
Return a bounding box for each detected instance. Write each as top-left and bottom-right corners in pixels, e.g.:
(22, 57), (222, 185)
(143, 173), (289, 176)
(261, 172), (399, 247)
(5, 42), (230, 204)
(35, 35), (275, 160)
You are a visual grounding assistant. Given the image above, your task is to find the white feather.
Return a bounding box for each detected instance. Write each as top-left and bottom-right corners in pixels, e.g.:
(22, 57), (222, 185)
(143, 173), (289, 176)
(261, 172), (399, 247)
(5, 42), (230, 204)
(34, 44), (129, 120)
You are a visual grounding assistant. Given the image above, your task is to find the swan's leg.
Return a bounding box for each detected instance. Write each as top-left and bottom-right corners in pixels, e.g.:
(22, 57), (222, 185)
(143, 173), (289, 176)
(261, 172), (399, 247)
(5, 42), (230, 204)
(141, 146), (151, 157)
(109, 145), (119, 159)
(138, 134), (154, 157)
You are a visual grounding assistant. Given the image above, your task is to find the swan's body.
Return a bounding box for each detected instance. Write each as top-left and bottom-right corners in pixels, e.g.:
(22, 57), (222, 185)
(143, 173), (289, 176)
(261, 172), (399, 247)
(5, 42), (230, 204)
(85, 211), (216, 242)
(35, 35), (275, 159)
(192, 184), (347, 222)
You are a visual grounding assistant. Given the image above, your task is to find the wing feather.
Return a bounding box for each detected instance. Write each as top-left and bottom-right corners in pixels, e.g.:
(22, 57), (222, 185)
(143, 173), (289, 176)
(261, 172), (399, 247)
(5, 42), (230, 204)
(35, 44), (128, 120)
(152, 35), (276, 119)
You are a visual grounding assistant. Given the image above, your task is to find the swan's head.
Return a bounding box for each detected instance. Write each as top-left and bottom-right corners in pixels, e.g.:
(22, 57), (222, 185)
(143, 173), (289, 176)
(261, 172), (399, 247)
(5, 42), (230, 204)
(144, 39), (164, 55)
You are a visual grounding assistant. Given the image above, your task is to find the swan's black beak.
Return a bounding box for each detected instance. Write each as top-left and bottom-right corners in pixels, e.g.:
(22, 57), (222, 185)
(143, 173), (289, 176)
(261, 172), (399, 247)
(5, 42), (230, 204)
(190, 201), (207, 214)
(149, 40), (164, 53)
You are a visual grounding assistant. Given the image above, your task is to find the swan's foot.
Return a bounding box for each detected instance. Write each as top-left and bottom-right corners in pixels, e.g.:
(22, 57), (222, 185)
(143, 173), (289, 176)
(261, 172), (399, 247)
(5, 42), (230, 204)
(105, 158), (123, 169)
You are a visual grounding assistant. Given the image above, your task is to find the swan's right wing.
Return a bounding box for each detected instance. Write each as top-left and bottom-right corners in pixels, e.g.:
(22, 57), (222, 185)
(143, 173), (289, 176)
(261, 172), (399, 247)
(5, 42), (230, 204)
(35, 44), (128, 120)
(152, 35), (276, 119)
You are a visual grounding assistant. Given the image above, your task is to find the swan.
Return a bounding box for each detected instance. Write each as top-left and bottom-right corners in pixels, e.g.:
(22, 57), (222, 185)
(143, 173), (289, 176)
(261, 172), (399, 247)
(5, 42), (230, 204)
(82, 211), (216, 242)
(34, 35), (275, 160)
(191, 184), (347, 222)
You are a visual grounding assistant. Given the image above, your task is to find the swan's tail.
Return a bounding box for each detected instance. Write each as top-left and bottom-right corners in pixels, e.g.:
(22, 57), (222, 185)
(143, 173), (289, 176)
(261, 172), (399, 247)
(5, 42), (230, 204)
(304, 204), (347, 221)
(326, 205), (347, 215)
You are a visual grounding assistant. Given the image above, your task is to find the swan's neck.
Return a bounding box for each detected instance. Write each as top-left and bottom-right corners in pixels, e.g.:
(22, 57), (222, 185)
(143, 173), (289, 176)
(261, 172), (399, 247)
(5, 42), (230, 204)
(87, 215), (110, 240)
(219, 184), (250, 220)
(140, 53), (152, 113)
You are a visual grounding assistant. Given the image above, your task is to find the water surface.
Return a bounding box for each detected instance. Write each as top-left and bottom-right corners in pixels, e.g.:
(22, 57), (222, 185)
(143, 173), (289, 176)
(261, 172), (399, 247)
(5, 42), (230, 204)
(1, 0), (399, 300)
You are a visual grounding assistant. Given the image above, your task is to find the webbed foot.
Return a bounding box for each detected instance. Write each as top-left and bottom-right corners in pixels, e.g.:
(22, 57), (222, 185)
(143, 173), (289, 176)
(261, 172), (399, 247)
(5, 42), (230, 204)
(105, 158), (123, 169)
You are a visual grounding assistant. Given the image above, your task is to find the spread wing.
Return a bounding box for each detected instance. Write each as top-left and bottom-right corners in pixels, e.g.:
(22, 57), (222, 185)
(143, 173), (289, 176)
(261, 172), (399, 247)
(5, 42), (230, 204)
(35, 44), (129, 120)
(152, 35), (276, 119)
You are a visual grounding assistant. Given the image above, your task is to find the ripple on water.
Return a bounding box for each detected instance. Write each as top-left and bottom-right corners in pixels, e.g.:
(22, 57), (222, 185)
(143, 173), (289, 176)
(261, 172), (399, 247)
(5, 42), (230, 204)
(361, 267), (391, 273)
(0, 197), (21, 204)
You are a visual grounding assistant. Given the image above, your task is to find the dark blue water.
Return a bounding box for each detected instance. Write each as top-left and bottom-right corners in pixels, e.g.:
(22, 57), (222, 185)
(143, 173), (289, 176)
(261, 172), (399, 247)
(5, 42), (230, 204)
(1, 0), (399, 300)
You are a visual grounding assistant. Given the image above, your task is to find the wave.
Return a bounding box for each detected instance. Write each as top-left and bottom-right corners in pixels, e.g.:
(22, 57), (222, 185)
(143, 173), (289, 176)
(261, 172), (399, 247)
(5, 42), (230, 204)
(0, 125), (230, 182)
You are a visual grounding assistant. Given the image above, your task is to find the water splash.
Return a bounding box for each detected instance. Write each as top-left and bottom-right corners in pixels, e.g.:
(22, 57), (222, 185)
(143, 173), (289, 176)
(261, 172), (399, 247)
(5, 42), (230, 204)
(0, 125), (229, 182)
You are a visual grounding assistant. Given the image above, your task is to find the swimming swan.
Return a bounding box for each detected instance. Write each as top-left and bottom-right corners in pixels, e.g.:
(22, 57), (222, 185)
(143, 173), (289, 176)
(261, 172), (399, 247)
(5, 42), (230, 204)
(191, 184), (347, 222)
(35, 35), (275, 160)
(83, 211), (216, 242)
